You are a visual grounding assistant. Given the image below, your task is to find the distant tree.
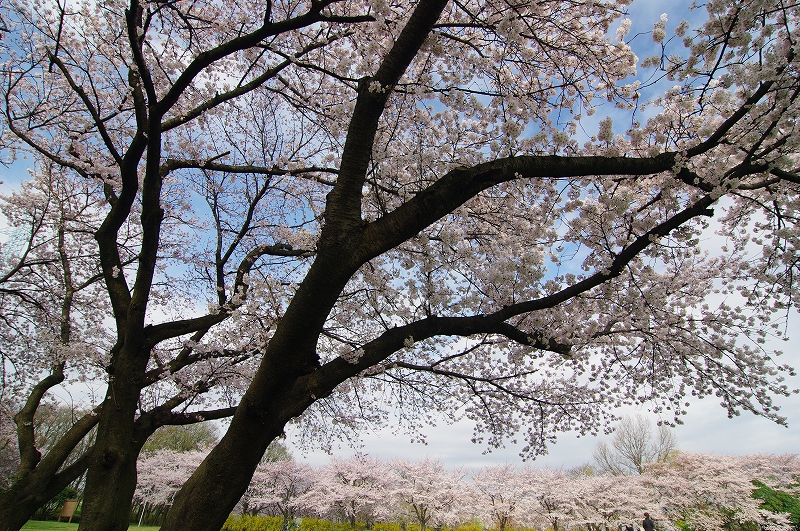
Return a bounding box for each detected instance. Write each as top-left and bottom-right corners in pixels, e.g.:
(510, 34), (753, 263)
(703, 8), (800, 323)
(567, 463), (599, 478)
(134, 448), (208, 520)
(524, 468), (579, 531)
(300, 455), (394, 529)
(593, 415), (676, 475)
(262, 440), (293, 464)
(242, 459), (312, 520)
(569, 473), (651, 531)
(141, 422), (219, 453)
(390, 457), (464, 531)
(471, 464), (534, 531)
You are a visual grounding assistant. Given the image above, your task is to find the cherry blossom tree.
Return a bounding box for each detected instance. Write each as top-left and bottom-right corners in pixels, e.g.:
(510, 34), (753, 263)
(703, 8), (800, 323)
(0, 0), (799, 530)
(298, 455), (395, 529)
(0, 164), (110, 527)
(133, 448), (208, 524)
(523, 468), (581, 531)
(390, 457), (465, 530)
(568, 473), (652, 531)
(471, 464), (534, 531)
(383, 456), (799, 531)
(241, 459), (313, 520)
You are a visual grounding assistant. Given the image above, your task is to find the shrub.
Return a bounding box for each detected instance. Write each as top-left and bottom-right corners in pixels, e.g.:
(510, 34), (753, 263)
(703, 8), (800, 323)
(223, 514), (284, 531)
(300, 517), (356, 531)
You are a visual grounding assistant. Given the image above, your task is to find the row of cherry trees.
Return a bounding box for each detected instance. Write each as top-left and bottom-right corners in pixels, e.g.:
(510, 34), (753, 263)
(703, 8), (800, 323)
(134, 452), (800, 531)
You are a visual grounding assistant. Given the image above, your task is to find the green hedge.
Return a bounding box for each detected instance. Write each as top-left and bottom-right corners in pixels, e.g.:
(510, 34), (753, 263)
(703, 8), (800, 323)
(222, 516), (533, 531)
(223, 515), (283, 531)
(223, 516), (355, 531)
(300, 518), (356, 531)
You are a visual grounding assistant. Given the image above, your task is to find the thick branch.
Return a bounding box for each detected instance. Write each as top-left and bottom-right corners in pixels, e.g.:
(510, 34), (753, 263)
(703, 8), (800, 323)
(323, 0), (450, 230)
(360, 153), (678, 261)
(151, 406), (238, 427)
(13, 363), (66, 475)
(134, 404), (237, 441)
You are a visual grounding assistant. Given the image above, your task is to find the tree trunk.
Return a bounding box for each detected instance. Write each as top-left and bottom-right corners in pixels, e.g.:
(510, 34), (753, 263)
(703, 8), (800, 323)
(414, 505), (429, 531)
(0, 488), (52, 531)
(159, 395), (290, 531)
(77, 415), (141, 530)
(78, 349), (148, 531)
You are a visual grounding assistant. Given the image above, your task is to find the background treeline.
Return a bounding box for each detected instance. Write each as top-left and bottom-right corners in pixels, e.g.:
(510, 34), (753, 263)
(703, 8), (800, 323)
(132, 449), (800, 531)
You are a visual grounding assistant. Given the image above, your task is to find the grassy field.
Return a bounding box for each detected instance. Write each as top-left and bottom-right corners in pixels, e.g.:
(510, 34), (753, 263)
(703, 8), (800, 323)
(21, 521), (160, 531)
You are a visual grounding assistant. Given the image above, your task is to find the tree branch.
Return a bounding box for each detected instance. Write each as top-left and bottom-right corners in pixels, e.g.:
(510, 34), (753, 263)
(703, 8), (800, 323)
(162, 160), (338, 186)
(323, 0), (450, 231)
(13, 362), (66, 475)
(144, 243), (312, 345)
(307, 191), (717, 396)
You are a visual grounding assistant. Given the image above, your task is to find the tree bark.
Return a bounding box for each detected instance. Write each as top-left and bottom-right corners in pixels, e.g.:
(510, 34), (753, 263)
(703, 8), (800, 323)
(0, 485), (56, 531)
(77, 345), (150, 531)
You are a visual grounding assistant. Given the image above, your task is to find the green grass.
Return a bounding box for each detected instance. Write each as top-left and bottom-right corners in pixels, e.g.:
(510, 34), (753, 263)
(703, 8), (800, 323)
(21, 521), (160, 531)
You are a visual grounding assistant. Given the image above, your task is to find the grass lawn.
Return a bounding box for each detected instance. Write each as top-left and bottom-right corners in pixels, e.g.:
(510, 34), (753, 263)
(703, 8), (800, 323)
(21, 521), (160, 531)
